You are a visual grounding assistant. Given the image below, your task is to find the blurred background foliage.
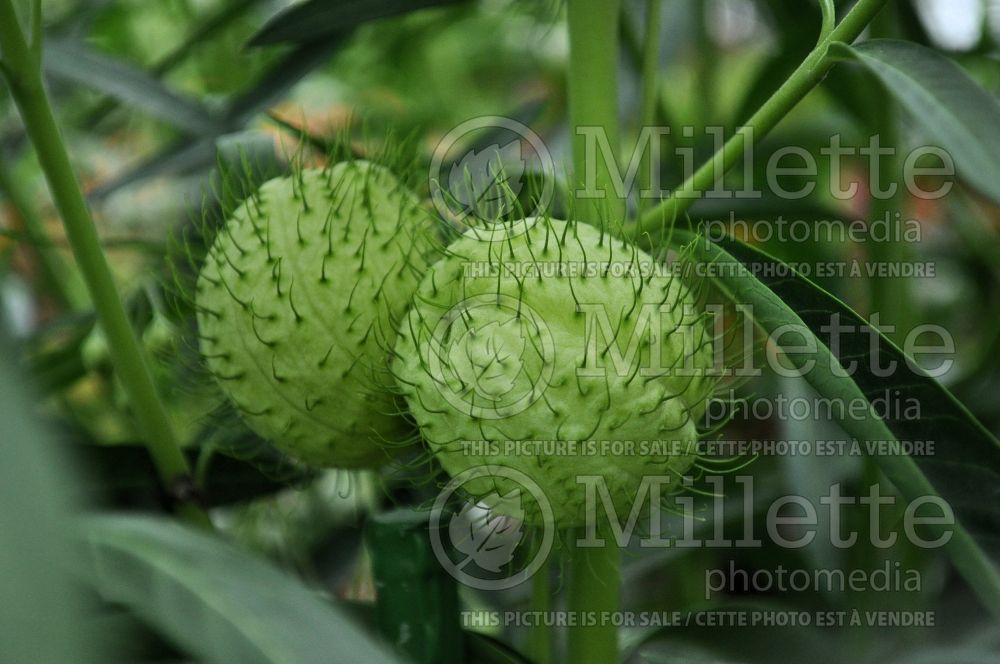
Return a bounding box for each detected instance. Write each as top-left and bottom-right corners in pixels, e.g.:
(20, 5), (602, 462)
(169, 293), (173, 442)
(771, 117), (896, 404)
(1, 1), (1000, 663)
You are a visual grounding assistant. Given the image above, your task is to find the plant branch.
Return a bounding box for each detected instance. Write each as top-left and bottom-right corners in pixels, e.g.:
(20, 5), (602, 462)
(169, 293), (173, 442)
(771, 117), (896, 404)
(569, 530), (621, 664)
(621, 9), (675, 132)
(29, 0), (41, 57)
(567, 0), (626, 225)
(867, 3), (912, 338)
(566, 2), (624, 662)
(638, 0), (663, 217)
(529, 553), (552, 664)
(0, 0), (210, 527)
(632, 0), (891, 236)
(819, 0), (836, 44)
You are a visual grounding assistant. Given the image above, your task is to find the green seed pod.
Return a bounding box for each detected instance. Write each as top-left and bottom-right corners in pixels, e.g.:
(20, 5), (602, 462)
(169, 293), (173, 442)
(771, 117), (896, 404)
(393, 217), (714, 526)
(197, 161), (431, 468)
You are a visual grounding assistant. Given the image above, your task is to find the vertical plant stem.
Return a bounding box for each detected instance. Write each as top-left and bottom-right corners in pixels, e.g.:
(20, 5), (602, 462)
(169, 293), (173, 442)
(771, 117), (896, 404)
(0, 1), (210, 527)
(621, 13), (674, 132)
(869, 109), (908, 334)
(367, 509), (463, 664)
(528, 551), (552, 664)
(633, 0), (891, 237)
(868, 4), (912, 340)
(566, 2), (624, 661)
(639, 0), (662, 136)
(694, 0), (718, 125)
(568, 528), (620, 664)
(567, 0), (626, 224)
(861, 7), (906, 610)
(638, 0), (662, 218)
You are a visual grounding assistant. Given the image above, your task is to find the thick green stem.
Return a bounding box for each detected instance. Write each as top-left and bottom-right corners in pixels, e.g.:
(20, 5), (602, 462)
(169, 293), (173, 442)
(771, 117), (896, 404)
(0, 2), (210, 527)
(637, 0), (662, 217)
(818, 0), (837, 44)
(566, 1), (624, 661)
(528, 552), (552, 664)
(633, 0), (892, 237)
(639, 1), (662, 130)
(693, 0), (718, 126)
(568, 531), (621, 664)
(568, 0), (626, 225)
(868, 4), (912, 340)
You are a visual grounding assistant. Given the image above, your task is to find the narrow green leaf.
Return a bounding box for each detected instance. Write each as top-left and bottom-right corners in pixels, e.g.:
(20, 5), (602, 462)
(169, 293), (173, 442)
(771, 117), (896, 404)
(89, 136), (218, 200)
(80, 0), (259, 129)
(44, 39), (221, 135)
(89, 38), (338, 197)
(248, 0), (467, 47)
(225, 40), (343, 127)
(832, 39), (1000, 205)
(0, 349), (100, 664)
(674, 231), (1000, 618)
(149, 0), (258, 77)
(264, 111), (339, 154)
(81, 515), (402, 664)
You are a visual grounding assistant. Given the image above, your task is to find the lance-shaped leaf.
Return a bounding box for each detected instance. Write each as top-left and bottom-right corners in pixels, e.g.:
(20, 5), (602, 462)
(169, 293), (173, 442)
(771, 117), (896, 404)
(81, 515), (401, 664)
(44, 39), (221, 135)
(248, 0), (467, 47)
(0, 352), (100, 664)
(832, 39), (1000, 206)
(672, 230), (1000, 619)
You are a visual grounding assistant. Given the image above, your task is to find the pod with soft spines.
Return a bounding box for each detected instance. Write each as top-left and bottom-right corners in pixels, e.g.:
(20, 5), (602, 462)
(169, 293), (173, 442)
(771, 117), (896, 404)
(197, 161), (433, 468)
(392, 217), (717, 526)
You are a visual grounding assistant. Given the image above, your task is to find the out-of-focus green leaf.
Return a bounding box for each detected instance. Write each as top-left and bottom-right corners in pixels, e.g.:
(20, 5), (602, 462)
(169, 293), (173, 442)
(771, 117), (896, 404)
(81, 515), (402, 664)
(671, 230), (1000, 619)
(81, 0), (260, 129)
(832, 39), (1000, 205)
(89, 137), (218, 200)
(149, 0), (258, 77)
(92, 40), (334, 199)
(0, 344), (101, 663)
(44, 39), (221, 135)
(224, 40), (342, 126)
(248, 0), (467, 47)
(86, 0), (426, 198)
